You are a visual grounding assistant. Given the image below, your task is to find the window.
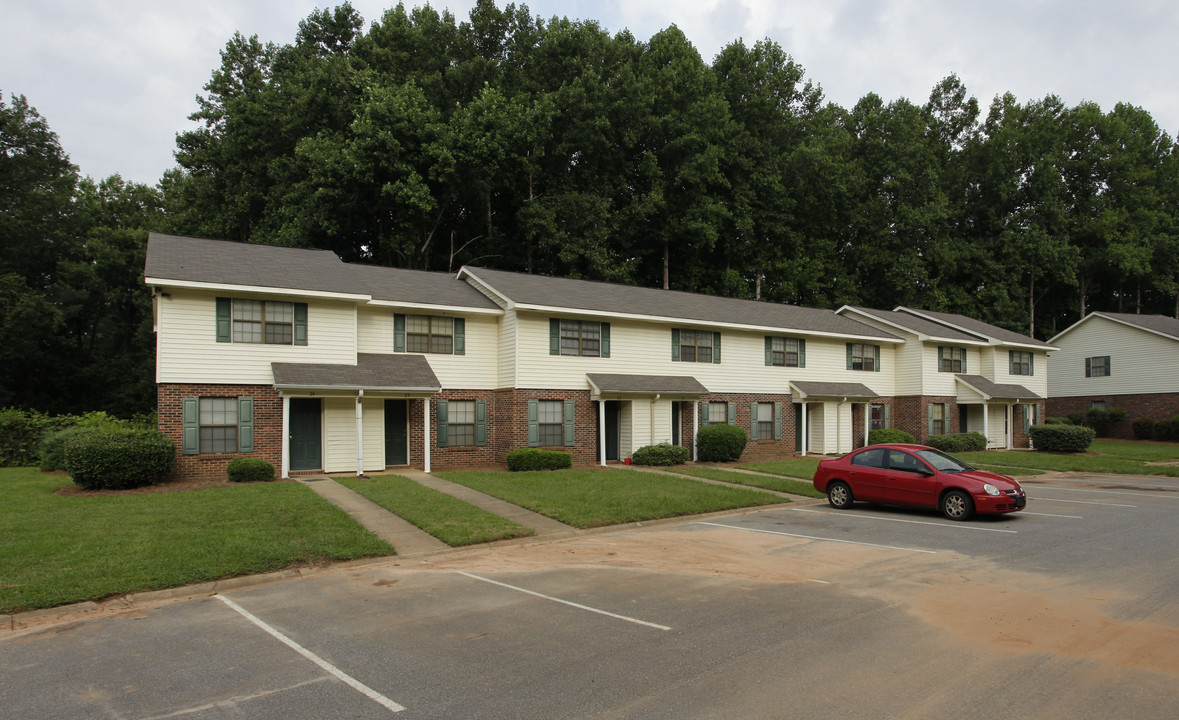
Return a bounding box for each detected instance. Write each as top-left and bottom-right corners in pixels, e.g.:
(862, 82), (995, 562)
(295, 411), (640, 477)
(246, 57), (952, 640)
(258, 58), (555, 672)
(752, 402), (776, 441)
(677, 329), (714, 363)
(928, 403), (947, 436)
(1087, 400), (1111, 412)
(939, 347), (966, 373)
(537, 400), (564, 446)
(407, 315), (453, 354)
(701, 401), (730, 426)
(869, 404), (891, 431)
(448, 401), (475, 447)
(182, 396), (254, 456)
(217, 298), (306, 345)
(766, 337), (805, 367)
(560, 320), (601, 357)
(847, 343), (879, 372)
(851, 448), (886, 468)
(1010, 351), (1033, 376)
(1023, 403), (1037, 433)
(199, 398), (237, 453)
(1085, 356), (1111, 377)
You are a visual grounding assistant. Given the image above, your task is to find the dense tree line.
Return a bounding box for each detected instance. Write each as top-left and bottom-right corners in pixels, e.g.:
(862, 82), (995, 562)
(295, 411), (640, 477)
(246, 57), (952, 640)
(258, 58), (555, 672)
(3, 0), (1177, 415)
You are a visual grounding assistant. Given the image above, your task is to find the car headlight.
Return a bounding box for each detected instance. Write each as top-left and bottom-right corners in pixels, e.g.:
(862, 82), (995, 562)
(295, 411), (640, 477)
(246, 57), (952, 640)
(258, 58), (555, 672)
(982, 483), (1001, 496)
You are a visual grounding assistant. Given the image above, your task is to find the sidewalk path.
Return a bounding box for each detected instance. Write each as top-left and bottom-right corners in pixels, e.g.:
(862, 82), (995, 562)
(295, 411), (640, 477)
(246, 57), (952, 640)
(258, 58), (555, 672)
(395, 469), (578, 537)
(296, 476), (449, 555)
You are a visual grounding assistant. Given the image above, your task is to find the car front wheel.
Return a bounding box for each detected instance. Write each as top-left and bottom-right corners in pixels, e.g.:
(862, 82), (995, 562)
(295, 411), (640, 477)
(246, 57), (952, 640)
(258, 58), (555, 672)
(940, 489), (974, 521)
(827, 481), (854, 509)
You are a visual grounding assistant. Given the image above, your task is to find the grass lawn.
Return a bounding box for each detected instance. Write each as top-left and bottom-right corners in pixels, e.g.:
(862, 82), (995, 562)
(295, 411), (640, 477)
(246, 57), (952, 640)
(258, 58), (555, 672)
(664, 466), (824, 498)
(436, 468), (783, 528)
(338, 474), (534, 546)
(736, 458), (822, 480)
(959, 440), (1179, 477)
(0, 468), (392, 614)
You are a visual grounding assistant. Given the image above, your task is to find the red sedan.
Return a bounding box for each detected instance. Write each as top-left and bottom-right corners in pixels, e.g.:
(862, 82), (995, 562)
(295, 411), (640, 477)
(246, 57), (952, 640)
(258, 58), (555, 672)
(812, 444), (1026, 521)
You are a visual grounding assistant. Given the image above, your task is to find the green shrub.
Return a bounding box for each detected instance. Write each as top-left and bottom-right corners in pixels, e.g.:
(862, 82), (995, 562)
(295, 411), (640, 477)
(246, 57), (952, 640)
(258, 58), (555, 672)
(39, 426), (100, 471)
(1028, 424), (1096, 453)
(1066, 412), (1085, 426)
(1132, 417), (1155, 441)
(631, 442), (690, 466)
(506, 448), (573, 471)
(1155, 416), (1179, 443)
(1085, 407), (1127, 437)
(65, 428), (176, 490)
(696, 423), (748, 462)
(1044, 417), (1073, 425)
(227, 456), (276, 482)
(926, 432), (987, 452)
(868, 428), (915, 445)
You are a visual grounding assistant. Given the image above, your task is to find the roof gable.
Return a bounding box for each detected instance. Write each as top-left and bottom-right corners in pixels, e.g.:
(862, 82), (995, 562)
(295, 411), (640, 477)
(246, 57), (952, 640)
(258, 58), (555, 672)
(1051, 311), (1179, 345)
(894, 307), (1055, 349)
(838, 306), (985, 343)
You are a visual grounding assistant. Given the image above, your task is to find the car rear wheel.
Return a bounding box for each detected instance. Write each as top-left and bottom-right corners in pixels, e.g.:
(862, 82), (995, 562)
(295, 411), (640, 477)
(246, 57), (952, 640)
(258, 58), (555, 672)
(827, 481), (854, 509)
(940, 489), (974, 521)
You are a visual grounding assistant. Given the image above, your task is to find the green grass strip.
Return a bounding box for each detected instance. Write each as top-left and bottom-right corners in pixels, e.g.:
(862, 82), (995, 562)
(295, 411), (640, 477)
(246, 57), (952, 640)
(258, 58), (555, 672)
(736, 458), (823, 480)
(0, 468), (392, 614)
(436, 468), (782, 529)
(663, 466), (822, 498)
(957, 450), (1179, 477)
(339, 474), (534, 546)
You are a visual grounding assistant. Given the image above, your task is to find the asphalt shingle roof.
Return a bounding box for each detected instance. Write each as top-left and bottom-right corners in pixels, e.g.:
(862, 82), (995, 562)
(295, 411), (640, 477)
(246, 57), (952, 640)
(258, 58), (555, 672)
(272, 354), (441, 391)
(586, 373), (710, 395)
(790, 381), (879, 399)
(955, 375), (1040, 400)
(1094, 312), (1179, 341)
(462, 267), (898, 340)
(848, 307), (983, 342)
(898, 308), (1054, 348)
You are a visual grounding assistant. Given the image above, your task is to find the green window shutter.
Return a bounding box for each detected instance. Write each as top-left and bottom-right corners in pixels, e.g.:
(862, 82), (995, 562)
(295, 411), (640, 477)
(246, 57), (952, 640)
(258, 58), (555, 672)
(453, 318), (465, 355)
(799, 339), (806, 368)
(671, 329), (681, 361)
(750, 402), (759, 432)
(564, 400), (575, 446)
(527, 400), (539, 447)
(394, 314), (406, 352)
(600, 322), (610, 358)
(846, 343), (853, 370)
(774, 402), (783, 440)
(293, 303), (308, 346)
(182, 397), (199, 455)
(700, 401), (710, 426)
(938, 347), (945, 371)
(713, 332), (722, 364)
(727, 402), (736, 425)
(436, 400), (449, 447)
(1084, 357), (1092, 377)
(928, 403), (935, 437)
(549, 319), (560, 355)
(765, 336), (774, 366)
(216, 298), (231, 342)
(475, 400), (487, 446)
(961, 350), (967, 373)
(238, 397), (254, 453)
(1105, 356), (1112, 375)
(1029, 354), (1034, 376)
(873, 345), (881, 372)
(1009, 351), (1016, 375)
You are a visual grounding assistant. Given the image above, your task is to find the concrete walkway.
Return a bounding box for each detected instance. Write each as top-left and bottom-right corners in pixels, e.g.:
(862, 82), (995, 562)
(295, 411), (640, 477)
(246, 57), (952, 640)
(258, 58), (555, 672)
(296, 476), (449, 555)
(396, 469), (578, 537)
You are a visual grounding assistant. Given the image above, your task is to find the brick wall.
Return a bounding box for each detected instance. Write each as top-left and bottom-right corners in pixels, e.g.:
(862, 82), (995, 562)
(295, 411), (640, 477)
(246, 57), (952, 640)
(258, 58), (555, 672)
(1048, 393), (1179, 439)
(687, 393), (800, 462)
(158, 383), (282, 481)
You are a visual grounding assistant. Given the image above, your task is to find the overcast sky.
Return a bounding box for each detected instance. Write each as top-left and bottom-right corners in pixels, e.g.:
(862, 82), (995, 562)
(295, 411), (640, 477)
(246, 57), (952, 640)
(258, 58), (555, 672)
(4, 0), (1177, 186)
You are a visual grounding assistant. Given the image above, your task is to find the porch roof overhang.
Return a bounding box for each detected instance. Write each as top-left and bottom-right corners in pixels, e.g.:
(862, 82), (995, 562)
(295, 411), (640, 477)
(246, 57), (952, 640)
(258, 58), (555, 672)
(955, 374), (1040, 402)
(790, 381), (878, 401)
(272, 353), (441, 396)
(586, 373), (709, 399)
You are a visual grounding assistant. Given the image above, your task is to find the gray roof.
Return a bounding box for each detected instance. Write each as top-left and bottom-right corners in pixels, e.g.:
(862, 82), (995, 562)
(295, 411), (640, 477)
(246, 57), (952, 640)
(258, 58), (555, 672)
(462, 266), (898, 340)
(898, 307), (1054, 348)
(847, 307), (982, 342)
(955, 375), (1040, 400)
(586, 373), (709, 396)
(1094, 312), (1179, 341)
(272, 353), (441, 392)
(790, 381), (879, 400)
(146, 233), (499, 310)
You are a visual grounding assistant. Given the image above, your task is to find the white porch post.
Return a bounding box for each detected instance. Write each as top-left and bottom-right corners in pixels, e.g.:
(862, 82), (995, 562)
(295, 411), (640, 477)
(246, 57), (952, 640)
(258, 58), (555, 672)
(355, 391), (364, 476)
(1006, 404), (1014, 449)
(281, 394), (290, 478)
(982, 403), (991, 449)
(800, 402), (808, 456)
(692, 401), (699, 461)
(863, 403), (870, 447)
(423, 397), (432, 473)
(598, 401), (606, 466)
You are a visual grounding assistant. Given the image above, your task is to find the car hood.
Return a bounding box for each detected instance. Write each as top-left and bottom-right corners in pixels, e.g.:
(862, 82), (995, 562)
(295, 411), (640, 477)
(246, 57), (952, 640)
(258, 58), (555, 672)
(953, 469), (1021, 490)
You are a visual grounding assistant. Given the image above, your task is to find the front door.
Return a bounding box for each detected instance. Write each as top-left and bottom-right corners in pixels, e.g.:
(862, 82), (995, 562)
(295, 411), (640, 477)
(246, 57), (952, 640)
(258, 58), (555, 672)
(671, 401), (682, 445)
(959, 404), (969, 433)
(605, 400), (621, 461)
(384, 399), (408, 466)
(289, 398), (322, 471)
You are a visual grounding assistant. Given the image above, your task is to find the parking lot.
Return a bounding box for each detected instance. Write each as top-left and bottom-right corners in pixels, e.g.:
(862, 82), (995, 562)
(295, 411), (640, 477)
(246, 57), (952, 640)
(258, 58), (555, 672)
(4, 473), (1179, 719)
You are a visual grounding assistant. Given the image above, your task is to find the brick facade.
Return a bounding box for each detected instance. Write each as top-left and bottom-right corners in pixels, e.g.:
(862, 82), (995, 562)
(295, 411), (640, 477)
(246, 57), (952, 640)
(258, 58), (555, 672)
(158, 383), (283, 482)
(1048, 393), (1179, 440)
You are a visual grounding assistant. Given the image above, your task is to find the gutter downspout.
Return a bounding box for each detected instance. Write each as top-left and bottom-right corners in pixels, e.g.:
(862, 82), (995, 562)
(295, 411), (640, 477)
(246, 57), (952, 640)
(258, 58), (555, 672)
(650, 394), (660, 446)
(355, 389), (365, 477)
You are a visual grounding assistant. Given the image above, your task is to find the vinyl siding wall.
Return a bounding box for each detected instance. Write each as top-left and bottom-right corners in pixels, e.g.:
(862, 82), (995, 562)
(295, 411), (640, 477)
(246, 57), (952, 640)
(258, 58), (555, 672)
(986, 347), (1049, 397)
(356, 308), (499, 389)
(1047, 316), (1174, 397)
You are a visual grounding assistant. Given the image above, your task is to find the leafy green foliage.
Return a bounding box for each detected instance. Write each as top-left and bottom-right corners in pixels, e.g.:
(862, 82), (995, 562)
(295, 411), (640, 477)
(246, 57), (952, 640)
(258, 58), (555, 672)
(1028, 424), (1097, 453)
(1153, 416), (1179, 442)
(1084, 408), (1128, 436)
(65, 428), (175, 490)
(696, 424), (748, 462)
(926, 432), (987, 452)
(1044, 417), (1074, 425)
(226, 456), (276, 482)
(1132, 417), (1155, 440)
(505, 448), (573, 471)
(868, 428), (916, 444)
(631, 442), (690, 466)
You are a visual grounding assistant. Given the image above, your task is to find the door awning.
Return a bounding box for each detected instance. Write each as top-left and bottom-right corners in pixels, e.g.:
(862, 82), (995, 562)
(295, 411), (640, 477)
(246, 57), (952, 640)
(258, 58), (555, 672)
(955, 374), (1040, 402)
(586, 373), (709, 399)
(790, 381), (878, 401)
(272, 353), (441, 395)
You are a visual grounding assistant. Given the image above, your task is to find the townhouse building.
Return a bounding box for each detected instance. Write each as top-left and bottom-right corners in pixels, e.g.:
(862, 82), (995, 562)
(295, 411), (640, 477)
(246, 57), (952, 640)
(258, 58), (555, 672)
(145, 234), (1052, 480)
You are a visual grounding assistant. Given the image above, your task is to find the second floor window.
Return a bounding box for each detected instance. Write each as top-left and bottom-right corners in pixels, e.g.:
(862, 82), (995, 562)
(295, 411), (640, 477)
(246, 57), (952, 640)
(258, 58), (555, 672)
(407, 315), (453, 354)
(939, 347), (966, 373)
(217, 298), (305, 345)
(677, 329), (714, 363)
(1085, 356), (1111, 377)
(847, 343), (879, 372)
(1010, 351), (1033, 376)
(560, 320), (601, 357)
(767, 337), (805, 367)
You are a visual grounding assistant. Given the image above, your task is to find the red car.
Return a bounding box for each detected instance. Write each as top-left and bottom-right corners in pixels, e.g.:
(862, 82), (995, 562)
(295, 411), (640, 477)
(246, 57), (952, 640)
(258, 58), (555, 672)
(811, 444), (1026, 521)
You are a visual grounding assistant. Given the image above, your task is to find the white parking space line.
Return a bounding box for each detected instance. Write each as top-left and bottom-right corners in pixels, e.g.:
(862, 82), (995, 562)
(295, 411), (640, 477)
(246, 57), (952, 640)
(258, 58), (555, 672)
(793, 508), (1017, 533)
(1043, 486), (1179, 500)
(216, 595), (405, 714)
(698, 521), (937, 554)
(1023, 511), (1084, 519)
(456, 571), (672, 631)
(1032, 497), (1137, 508)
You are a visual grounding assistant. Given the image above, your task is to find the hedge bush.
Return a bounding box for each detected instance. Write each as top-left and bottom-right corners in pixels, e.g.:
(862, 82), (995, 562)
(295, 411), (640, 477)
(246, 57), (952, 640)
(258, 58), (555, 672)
(64, 428), (176, 490)
(227, 456), (276, 482)
(506, 448), (573, 471)
(39, 427), (100, 471)
(868, 428), (915, 445)
(631, 442), (690, 466)
(1044, 416), (1074, 425)
(1085, 407), (1127, 437)
(696, 423), (748, 462)
(1132, 417), (1155, 441)
(1066, 413), (1085, 426)
(926, 432), (987, 453)
(1028, 424), (1096, 453)
(1154, 416), (1179, 442)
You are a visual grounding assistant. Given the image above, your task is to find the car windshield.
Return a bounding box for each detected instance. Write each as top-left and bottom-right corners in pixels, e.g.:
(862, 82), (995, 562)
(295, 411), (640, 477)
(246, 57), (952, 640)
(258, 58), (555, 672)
(915, 448), (975, 473)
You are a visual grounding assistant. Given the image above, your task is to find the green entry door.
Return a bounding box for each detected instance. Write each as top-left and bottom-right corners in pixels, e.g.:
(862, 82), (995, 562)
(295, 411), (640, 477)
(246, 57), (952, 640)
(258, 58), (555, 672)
(289, 398), (322, 471)
(385, 399), (408, 466)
